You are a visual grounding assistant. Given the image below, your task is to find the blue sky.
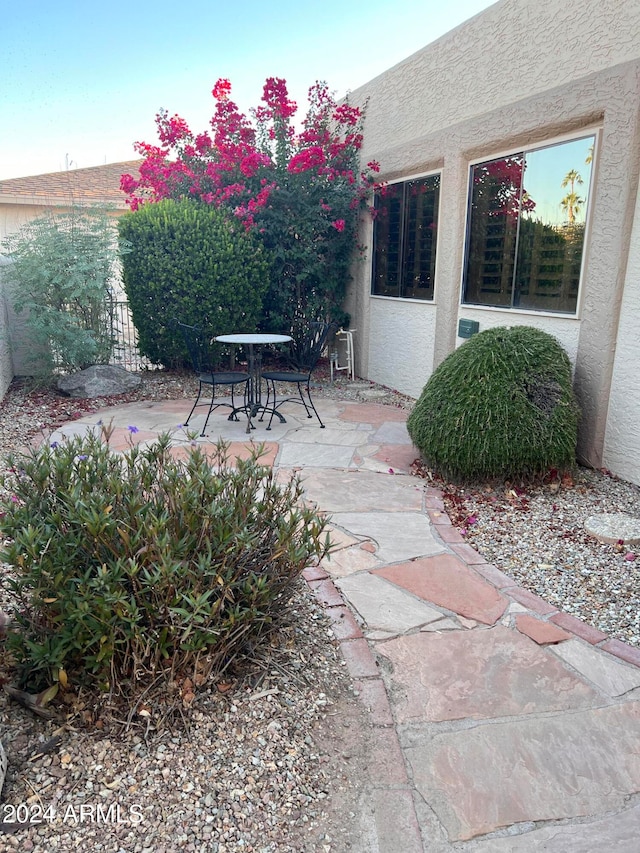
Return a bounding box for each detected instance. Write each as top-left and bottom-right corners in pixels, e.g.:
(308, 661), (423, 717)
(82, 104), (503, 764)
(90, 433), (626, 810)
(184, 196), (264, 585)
(0, 0), (496, 180)
(522, 135), (594, 225)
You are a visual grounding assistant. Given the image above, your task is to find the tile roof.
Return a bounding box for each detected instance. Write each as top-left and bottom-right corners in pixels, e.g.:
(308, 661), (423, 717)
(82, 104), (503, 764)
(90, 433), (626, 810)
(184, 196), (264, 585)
(0, 161), (143, 208)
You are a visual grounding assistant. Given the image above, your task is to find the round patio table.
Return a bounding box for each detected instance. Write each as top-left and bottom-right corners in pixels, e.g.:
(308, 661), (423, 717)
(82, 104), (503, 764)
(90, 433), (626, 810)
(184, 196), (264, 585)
(215, 333), (292, 432)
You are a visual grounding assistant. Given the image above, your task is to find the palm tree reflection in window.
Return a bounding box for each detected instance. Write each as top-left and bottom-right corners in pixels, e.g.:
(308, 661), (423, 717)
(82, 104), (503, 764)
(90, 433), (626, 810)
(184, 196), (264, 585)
(561, 169), (584, 224)
(463, 134), (595, 314)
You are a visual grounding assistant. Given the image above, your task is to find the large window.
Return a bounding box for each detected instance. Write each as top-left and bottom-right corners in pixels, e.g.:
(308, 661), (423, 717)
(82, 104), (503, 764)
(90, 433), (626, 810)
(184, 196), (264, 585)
(462, 135), (595, 313)
(372, 174), (440, 300)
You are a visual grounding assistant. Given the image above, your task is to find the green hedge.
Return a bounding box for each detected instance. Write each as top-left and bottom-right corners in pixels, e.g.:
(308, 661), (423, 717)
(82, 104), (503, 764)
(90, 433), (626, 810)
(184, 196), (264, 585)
(407, 326), (580, 482)
(118, 199), (270, 367)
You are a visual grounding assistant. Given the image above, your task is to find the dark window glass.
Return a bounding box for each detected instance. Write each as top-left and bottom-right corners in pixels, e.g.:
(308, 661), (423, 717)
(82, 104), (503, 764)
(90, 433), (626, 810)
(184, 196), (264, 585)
(372, 175), (440, 300)
(462, 136), (594, 314)
(372, 184), (402, 297)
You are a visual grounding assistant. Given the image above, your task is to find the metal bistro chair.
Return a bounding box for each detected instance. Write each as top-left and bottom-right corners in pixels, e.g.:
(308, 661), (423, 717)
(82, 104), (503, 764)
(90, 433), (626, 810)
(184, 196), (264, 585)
(261, 320), (338, 430)
(171, 319), (250, 436)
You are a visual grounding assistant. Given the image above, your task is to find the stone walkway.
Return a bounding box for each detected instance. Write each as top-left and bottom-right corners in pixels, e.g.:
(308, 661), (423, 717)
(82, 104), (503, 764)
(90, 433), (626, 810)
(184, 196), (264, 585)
(50, 396), (640, 852)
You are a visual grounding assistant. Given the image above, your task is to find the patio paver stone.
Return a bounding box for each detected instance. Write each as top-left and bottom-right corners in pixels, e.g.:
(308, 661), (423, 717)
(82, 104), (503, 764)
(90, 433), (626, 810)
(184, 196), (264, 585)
(375, 555), (508, 625)
(376, 626), (599, 724)
(405, 702), (640, 841)
(335, 573), (444, 637)
(551, 637), (640, 696)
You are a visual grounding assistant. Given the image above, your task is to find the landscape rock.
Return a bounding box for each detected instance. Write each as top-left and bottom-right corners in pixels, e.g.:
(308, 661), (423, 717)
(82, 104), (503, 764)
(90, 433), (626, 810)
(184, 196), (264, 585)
(57, 365), (142, 398)
(584, 512), (640, 545)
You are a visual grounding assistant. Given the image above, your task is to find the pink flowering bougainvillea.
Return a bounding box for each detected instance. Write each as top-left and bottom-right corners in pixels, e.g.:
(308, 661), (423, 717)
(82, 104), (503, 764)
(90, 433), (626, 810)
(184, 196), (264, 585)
(121, 78), (381, 331)
(471, 155), (537, 220)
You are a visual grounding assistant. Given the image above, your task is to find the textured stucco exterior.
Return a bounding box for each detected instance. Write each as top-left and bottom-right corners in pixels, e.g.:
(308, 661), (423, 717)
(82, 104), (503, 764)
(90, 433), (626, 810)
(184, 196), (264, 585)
(452, 309), (582, 366)
(347, 0), (640, 483)
(603, 181), (640, 483)
(0, 203), (52, 243)
(368, 298), (437, 399)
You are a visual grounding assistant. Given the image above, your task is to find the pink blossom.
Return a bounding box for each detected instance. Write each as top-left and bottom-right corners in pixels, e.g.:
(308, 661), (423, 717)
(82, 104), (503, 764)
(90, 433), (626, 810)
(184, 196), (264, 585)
(120, 173), (138, 194)
(239, 150), (271, 177)
(332, 103), (360, 126)
(212, 79), (232, 100)
(157, 113), (191, 146)
(195, 132), (212, 153)
(262, 77), (297, 120)
(288, 146), (326, 173)
(120, 74), (384, 236)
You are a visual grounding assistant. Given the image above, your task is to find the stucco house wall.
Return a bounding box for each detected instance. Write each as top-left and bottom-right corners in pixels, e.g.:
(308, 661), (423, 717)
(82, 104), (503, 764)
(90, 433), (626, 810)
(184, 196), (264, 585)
(604, 180), (640, 484)
(346, 0), (640, 483)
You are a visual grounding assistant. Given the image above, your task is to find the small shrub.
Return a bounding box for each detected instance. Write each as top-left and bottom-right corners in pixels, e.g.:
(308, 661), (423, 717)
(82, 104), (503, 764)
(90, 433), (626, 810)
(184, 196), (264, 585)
(406, 326), (580, 482)
(118, 199), (270, 368)
(1, 207), (125, 376)
(0, 431), (329, 696)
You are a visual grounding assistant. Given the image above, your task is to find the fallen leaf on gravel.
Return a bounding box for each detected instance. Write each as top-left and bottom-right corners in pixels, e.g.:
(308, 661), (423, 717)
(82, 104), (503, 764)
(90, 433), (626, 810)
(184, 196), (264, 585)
(4, 684), (59, 719)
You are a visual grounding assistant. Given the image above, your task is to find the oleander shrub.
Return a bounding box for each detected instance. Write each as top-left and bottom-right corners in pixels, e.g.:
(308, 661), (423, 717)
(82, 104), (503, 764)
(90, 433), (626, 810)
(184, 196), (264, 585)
(118, 199), (270, 367)
(407, 326), (580, 482)
(0, 430), (329, 696)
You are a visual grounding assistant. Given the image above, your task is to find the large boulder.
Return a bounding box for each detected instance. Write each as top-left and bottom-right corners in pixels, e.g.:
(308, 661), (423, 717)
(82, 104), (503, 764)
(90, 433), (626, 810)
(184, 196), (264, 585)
(57, 365), (141, 398)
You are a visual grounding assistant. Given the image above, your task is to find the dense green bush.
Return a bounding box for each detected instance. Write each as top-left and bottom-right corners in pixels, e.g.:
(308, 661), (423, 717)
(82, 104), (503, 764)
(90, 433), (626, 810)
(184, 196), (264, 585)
(407, 326), (580, 482)
(0, 430), (329, 695)
(118, 199), (270, 367)
(1, 208), (124, 376)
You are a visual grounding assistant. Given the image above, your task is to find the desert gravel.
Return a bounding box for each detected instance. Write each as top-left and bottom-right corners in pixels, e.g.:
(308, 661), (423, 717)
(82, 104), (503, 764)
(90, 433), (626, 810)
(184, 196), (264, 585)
(435, 468), (640, 649)
(0, 590), (370, 853)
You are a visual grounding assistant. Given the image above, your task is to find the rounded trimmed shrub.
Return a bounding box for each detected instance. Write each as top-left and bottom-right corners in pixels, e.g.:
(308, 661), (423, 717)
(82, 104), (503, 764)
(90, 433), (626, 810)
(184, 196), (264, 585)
(118, 199), (271, 368)
(406, 326), (580, 482)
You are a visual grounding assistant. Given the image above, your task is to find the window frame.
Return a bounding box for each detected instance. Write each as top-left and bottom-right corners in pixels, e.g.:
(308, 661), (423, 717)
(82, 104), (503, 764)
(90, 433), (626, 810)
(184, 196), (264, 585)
(461, 128), (600, 317)
(371, 170), (442, 303)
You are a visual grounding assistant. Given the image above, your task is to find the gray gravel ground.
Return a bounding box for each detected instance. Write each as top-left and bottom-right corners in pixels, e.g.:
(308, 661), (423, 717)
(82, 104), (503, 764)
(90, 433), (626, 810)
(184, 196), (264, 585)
(435, 468), (640, 649)
(0, 591), (371, 853)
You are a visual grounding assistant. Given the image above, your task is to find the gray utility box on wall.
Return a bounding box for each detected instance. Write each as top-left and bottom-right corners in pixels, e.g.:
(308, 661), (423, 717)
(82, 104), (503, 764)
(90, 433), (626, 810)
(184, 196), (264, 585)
(458, 318), (480, 339)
